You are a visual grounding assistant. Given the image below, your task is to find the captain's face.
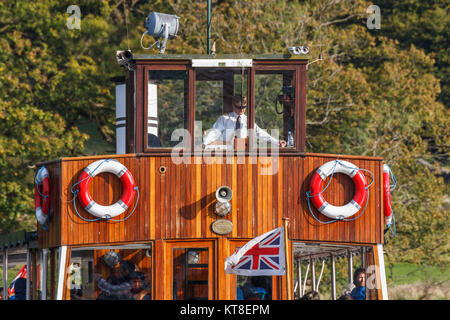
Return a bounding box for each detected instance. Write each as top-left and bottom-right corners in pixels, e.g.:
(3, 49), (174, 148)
(233, 102), (247, 116)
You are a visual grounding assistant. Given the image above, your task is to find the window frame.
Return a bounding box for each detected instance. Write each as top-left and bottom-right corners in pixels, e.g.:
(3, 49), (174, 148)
(165, 240), (215, 300)
(194, 66), (251, 153)
(250, 63), (304, 154)
(142, 63), (192, 153)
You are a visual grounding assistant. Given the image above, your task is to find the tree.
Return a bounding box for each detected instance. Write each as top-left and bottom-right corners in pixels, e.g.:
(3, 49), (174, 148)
(376, 0), (450, 109)
(0, 1), (114, 232)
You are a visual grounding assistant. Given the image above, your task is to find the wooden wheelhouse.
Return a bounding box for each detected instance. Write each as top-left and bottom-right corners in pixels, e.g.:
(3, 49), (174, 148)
(7, 53), (388, 300)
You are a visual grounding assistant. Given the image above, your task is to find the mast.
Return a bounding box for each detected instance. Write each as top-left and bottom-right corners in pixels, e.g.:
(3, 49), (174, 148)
(207, 0), (211, 54)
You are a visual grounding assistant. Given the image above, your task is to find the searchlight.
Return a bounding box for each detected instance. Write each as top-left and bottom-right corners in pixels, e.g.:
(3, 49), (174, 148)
(141, 12), (179, 54)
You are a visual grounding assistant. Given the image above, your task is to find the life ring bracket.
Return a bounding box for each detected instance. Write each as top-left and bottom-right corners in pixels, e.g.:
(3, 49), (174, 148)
(306, 160), (373, 224)
(72, 159), (138, 221)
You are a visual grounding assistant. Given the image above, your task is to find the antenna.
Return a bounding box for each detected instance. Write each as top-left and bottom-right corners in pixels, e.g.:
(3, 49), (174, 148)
(141, 12), (179, 54)
(306, 8), (324, 69)
(123, 1), (130, 51)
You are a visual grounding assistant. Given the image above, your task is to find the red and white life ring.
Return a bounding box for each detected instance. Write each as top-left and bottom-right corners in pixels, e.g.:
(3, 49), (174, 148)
(309, 160), (368, 220)
(77, 159), (136, 219)
(383, 164), (393, 225)
(35, 166), (50, 226)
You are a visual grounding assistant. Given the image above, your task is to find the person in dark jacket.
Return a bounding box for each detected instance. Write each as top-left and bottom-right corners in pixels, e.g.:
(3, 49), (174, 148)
(241, 276), (269, 300)
(350, 268), (366, 300)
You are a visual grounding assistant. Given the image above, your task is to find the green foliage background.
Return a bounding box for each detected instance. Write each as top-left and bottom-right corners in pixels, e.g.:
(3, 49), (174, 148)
(0, 0), (448, 269)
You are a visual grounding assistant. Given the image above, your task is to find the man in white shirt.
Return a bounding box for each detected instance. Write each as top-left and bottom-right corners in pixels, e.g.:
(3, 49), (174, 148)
(202, 95), (287, 148)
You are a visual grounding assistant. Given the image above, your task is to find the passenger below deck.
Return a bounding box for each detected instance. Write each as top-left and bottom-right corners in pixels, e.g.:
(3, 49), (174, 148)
(94, 259), (137, 300)
(202, 95), (287, 148)
(130, 271), (151, 300)
(350, 268), (366, 300)
(238, 276), (271, 300)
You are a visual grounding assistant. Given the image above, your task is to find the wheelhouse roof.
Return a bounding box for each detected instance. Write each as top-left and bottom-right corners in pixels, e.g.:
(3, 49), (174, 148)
(132, 53), (310, 61)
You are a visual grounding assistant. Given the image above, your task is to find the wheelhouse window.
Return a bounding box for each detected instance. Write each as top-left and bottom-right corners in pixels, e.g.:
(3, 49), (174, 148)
(254, 69), (296, 149)
(196, 68), (249, 151)
(147, 69), (188, 148)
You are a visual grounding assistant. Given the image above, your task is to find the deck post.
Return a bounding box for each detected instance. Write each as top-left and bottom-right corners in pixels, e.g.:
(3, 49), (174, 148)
(297, 259), (302, 298)
(31, 249), (37, 300)
(26, 246), (31, 300)
(283, 219), (292, 300)
(361, 247), (366, 267)
(310, 257), (316, 292)
(41, 249), (49, 300)
(56, 246), (67, 300)
(348, 249), (353, 285)
(376, 244), (389, 300)
(331, 254), (336, 300)
(2, 248), (7, 300)
(302, 262), (310, 296)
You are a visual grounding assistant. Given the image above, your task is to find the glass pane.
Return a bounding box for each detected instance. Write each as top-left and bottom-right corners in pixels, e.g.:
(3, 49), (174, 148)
(69, 246), (152, 300)
(45, 251), (53, 300)
(255, 70), (296, 148)
(147, 70), (187, 148)
(69, 250), (94, 300)
(237, 275), (272, 300)
(173, 248), (208, 300)
(197, 68), (248, 150)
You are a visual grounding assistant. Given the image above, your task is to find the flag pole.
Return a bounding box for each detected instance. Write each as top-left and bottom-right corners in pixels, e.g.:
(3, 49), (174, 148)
(283, 218), (292, 300)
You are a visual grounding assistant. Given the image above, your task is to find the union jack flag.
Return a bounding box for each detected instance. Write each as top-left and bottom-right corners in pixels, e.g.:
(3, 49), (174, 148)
(225, 226), (286, 276)
(8, 264), (27, 298)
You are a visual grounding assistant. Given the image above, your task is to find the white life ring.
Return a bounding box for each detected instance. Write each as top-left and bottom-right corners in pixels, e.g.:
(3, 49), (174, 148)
(383, 164), (393, 225)
(308, 160), (368, 219)
(35, 166), (50, 226)
(76, 159), (136, 219)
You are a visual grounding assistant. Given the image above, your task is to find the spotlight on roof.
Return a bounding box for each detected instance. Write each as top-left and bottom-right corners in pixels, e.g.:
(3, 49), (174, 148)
(141, 12), (179, 54)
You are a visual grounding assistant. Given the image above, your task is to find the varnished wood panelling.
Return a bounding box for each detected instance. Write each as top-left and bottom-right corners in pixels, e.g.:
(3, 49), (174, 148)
(38, 153), (383, 248)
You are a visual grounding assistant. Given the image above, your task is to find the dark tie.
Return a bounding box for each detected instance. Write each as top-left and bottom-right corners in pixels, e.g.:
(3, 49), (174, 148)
(235, 115), (241, 130)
